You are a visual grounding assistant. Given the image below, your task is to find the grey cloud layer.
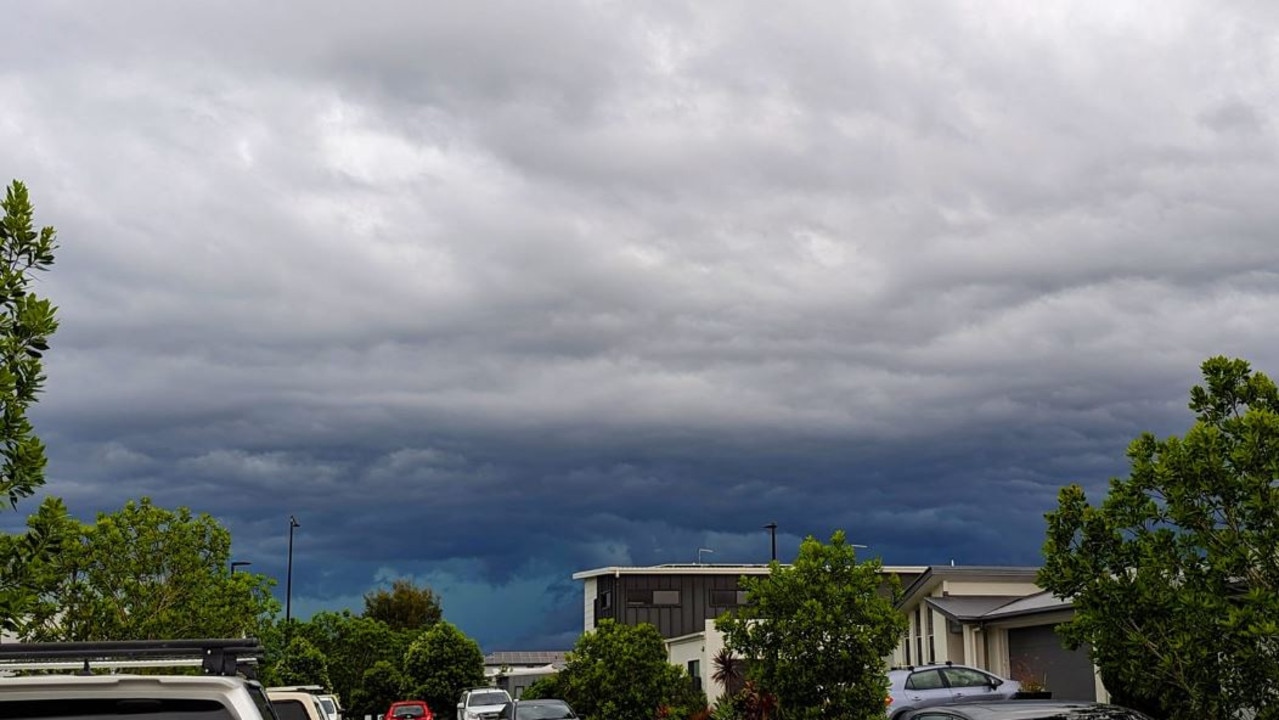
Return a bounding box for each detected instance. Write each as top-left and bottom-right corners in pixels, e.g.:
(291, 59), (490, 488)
(3, 0), (1278, 647)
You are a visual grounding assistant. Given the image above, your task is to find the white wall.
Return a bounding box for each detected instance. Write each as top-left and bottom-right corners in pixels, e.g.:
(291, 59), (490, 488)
(582, 577), (596, 633)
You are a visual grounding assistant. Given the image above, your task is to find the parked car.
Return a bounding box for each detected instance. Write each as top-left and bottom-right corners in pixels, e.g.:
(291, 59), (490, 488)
(887, 663), (1021, 719)
(268, 689), (328, 720)
(386, 700), (434, 720)
(899, 700), (1155, 720)
(268, 685), (342, 720)
(457, 688), (513, 720)
(497, 699), (578, 720)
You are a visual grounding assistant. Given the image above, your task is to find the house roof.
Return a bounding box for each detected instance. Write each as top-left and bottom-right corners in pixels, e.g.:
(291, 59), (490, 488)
(923, 595), (1025, 621)
(897, 565), (1041, 607)
(483, 651), (567, 668)
(979, 590), (1072, 620)
(571, 563), (929, 580)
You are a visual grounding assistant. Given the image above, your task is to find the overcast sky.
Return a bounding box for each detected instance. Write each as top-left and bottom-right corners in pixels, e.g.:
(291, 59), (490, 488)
(2, 0), (1277, 650)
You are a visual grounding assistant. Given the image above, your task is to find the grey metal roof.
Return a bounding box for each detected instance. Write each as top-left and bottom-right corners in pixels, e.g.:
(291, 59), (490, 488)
(483, 651), (568, 668)
(979, 590), (1072, 619)
(923, 595), (1025, 621)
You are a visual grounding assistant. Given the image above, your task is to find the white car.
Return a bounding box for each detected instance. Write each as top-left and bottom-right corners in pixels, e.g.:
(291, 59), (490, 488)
(457, 688), (513, 720)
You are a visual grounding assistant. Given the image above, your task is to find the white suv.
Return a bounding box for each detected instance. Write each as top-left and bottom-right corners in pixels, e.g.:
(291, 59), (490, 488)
(0, 639), (276, 720)
(457, 688), (512, 720)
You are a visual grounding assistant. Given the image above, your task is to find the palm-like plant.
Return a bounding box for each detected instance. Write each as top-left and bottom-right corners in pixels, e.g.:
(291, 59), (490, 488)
(711, 647), (744, 696)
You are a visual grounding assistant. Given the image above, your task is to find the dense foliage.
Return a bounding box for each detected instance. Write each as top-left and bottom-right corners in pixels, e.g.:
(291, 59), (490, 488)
(1041, 356), (1279, 720)
(18, 497), (278, 641)
(401, 620), (487, 717)
(717, 531), (907, 720)
(363, 578), (444, 632)
(274, 636), (333, 689)
(557, 619), (705, 720)
(0, 180), (59, 631)
(295, 610), (414, 711)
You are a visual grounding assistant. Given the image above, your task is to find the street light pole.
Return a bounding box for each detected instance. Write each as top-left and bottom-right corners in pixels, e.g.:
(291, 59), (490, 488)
(286, 516), (300, 626)
(764, 522), (778, 561)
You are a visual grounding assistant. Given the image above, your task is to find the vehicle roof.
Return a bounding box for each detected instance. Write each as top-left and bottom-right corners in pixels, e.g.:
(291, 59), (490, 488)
(915, 701), (1139, 719)
(889, 663), (980, 675)
(0, 674), (248, 689)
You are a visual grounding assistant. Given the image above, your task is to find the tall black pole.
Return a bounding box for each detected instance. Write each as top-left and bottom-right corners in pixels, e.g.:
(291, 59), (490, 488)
(286, 515), (300, 626)
(764, 522), (778, 561)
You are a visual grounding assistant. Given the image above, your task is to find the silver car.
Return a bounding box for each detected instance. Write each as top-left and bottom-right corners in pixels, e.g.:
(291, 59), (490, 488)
(887, 663), (1021, 719)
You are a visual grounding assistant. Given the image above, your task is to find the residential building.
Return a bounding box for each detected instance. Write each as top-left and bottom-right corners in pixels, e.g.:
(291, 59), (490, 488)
(574, 562), (1106, 703)
(483, 651), (567, 698)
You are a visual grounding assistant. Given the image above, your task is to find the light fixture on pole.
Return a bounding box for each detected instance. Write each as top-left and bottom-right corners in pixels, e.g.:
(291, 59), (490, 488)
(763, 522), (778, 561)
(697, 548), (715, 564)
(286, 515), (300, 627)
(230, 561), (252, 575)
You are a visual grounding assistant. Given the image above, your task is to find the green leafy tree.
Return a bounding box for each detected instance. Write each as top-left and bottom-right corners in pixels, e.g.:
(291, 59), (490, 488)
(349, 660), (407, 717)
(1041, 356), (1279, 720)
(717, 531), (907, 720)
(296, 610), (414, 710)
(274, 636), (333, 688)
(0, 180), (60, 631)
(20, 497), (278, 641)
(558, 620), (705, 720)
(363, 578), (444, 632)
(519, 673), (563, 700)
(401, 620), (486, 717)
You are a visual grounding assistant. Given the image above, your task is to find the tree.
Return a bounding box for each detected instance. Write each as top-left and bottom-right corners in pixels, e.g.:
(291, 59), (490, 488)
(348, 660), (407, 718)
(401, 620), (486, 717)
(363, 578), (444, 633)
(519, 673), (563, 700)
(557, 620), (705, 720)
(274, 636), (333, 689)
(716, 531), (907, 720)
(0, 179), (60, 631)
(19, 497), (278, 641)
(296, 610), (414, 711)
(1041, 356), (1279, 720)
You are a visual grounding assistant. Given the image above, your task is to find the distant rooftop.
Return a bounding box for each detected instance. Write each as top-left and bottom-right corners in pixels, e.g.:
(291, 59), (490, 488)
(483, 650), (568, 668)
(572, 563), (929, 580)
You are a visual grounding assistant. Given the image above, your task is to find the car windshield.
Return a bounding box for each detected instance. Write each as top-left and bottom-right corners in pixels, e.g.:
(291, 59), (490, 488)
(515, 702), (574, 720)
(391, 706), (426, 718)
(0, 698), (235, 720)
(319, 698), (336, 713)
(469, 692), (509, 706)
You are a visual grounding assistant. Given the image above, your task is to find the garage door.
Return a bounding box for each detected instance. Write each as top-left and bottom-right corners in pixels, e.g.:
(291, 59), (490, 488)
(1006, 625), (1096, 701)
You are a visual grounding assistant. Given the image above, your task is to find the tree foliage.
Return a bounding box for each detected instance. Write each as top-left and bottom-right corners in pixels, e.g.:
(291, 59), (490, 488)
(558, 619), (705, 720)
(717, 531), (906, 720)
(18, 497), (278, 641)
(296, 610), (414, 710)
(1041, 356), (1279, 720)
(348, 660), (407, 718)
(401, 620), (486, 717)
(363, 578), (444, 633)
(274, 636), (333, 689)
(519, 673), (564, 701)
(0, 180), (59, 630)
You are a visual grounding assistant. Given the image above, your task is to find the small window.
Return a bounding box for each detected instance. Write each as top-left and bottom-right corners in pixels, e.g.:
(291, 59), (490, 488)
(904, 670), (944, 690)
(652, 589), (681, 605)
(626, 589), (652, 605)
(710, 589), (750, 606)
(598, 591), (613, 610)
(688, 660), (702, 691)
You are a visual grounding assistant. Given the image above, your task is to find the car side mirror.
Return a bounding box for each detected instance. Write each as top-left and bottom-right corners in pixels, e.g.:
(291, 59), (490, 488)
(990, 678), (1003, 688)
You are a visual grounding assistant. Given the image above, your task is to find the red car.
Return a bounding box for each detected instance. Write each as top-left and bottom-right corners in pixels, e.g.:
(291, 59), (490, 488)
(386, 700), (433, 720)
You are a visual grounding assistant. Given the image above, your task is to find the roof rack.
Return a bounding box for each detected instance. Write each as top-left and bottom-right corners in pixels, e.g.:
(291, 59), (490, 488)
(0, 638), (265, 678)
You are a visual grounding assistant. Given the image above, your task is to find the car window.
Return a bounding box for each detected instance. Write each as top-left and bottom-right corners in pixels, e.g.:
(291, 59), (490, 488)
(904, 669), (945, 690)
(941, 667), (992, 688)
(0, 698), (236, 720)
(469, 692), (509, 706)
(515, 702), (575, 720)
(390, 705), (426, 718)
(273, 699), (314, 720)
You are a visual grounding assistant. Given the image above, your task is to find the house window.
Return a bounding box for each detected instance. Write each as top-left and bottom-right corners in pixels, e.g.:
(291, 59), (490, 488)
(710, 589), (749, 606)
(688, 660), (701, 692)
(652, 590), (681, 606)
(926, 608), (936, 663)
(626, 589), (681, 606)
(598, 591), (613, 610)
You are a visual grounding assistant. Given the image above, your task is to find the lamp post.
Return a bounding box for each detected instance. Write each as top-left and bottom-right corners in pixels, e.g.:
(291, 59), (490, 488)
(230, 561), (252, 575)
(286, 515), (300, 626)
(763, 522), (778, 561)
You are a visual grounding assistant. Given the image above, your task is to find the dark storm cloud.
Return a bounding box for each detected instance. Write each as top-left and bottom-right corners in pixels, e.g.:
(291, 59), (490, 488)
(2, 0), (1278, 648)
